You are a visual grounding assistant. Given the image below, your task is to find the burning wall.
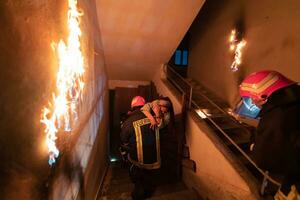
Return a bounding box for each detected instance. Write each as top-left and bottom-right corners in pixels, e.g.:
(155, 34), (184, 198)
(0, 0), (108, 199)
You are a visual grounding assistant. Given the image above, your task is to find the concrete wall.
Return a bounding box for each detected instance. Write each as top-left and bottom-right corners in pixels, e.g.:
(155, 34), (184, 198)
(0, 0), (109, 199)
(188, 0), (300, 106)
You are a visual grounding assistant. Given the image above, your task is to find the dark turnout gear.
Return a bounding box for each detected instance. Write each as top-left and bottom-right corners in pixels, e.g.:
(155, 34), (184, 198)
(120, 110), (162, 199)
(252, 84), (300, 195)
(119, 96), (146, 168)
(129, 165), (159, 199)
(120, 110), (161, 170)
(119, 144), (130, 168)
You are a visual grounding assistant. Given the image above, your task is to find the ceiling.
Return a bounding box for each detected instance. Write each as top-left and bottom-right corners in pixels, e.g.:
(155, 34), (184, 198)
(96, 0), (205, 81)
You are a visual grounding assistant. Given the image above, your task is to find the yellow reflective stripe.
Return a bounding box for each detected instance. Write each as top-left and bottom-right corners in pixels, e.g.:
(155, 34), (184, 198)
(155, 127), (160, 163)
(241, 72), (279, 94)
(242, 72), (276, 89)
(133, 122), (143, 163)
(134, 125), (143, 163)
(133, 118), (151, 163)
(132, 118), (161, 170)
(128, 155), (161, 170)
(134, 118), (150, 127)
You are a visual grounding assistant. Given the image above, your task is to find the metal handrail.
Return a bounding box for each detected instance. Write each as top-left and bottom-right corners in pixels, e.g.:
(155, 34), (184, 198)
(192, 101), (281, 187)
(164, 64), (193, 88)
(164, 64), (193, 109)
(165, 71), (185, 95)
(164, 64), (281, 190)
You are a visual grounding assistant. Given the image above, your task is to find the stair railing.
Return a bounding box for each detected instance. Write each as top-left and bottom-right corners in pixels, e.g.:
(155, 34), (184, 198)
(164, 64), (193, 111)
(163, 64), (281, 195)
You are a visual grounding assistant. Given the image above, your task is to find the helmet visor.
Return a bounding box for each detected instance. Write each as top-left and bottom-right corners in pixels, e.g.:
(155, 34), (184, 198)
(236, 97), (261, 119)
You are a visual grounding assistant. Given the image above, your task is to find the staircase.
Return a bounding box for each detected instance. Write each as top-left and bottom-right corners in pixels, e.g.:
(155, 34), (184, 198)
(96, 161), (200, 200)
(186, 78), (255, 159)
(184, 78), (283, 198)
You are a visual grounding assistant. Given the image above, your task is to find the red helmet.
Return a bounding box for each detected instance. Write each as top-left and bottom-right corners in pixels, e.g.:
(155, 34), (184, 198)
(131, 96), (145, 108)
(240, 70), (296, 100)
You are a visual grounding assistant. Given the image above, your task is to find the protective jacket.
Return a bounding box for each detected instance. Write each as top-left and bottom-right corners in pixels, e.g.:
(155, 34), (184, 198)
(120, 110), (161, 170)
(253, 84), (300, 192)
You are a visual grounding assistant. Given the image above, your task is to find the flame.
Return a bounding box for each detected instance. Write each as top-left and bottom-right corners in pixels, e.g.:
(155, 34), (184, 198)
(229, 29), (246, 72)
(41, 0), (85, 165)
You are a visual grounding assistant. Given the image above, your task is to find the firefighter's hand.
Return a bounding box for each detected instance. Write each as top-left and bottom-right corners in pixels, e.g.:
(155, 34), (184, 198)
(150, 118), (157, 129)
(155, 116), (162, 125)
(250, 143), (255, 151)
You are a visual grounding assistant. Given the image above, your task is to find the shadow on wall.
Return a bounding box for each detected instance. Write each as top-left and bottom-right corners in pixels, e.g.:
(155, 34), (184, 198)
(191, 0), (246, 43)
(191, 0), (231, 38)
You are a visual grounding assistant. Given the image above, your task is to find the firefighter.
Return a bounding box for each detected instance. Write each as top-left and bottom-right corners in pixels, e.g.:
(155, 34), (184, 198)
(120, 97), (173, 200)
(239, 70), (300, 199)
(119, 96), (146, 167)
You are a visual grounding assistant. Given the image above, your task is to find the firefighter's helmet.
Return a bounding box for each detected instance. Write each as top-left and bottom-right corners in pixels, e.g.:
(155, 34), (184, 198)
(131, 96), (146, 108)
(240, 70), (296, 100)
